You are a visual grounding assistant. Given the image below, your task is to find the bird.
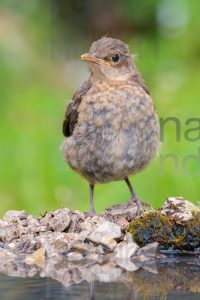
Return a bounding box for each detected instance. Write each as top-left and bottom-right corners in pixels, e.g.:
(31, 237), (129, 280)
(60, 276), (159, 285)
(61, 37), (160, 217)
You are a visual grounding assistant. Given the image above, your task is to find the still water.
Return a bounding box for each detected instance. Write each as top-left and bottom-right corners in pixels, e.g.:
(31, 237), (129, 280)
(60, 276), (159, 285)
(0, 275), (200, 300)
(0, 256), (200, 300)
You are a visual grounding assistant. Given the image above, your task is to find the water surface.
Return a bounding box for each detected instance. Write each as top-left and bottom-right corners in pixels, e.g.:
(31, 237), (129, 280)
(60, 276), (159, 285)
(0, 256), (200, 300)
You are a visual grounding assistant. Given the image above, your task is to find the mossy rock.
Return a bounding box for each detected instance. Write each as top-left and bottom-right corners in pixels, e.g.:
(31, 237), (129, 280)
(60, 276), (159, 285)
(128, 210), (200, 251)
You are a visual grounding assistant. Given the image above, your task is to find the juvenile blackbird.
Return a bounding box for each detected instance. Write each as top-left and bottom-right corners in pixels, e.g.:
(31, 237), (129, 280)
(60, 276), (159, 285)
(61, 37), (160, 216)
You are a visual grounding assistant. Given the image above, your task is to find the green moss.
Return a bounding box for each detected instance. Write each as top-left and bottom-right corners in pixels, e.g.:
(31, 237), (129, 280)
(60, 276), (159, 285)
(128, 210), (200, 251)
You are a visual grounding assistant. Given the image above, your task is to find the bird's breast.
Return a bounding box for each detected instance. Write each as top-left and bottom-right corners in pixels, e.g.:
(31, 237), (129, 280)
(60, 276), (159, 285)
(65, 83), (160, 183)
(78, 83), (157, 138)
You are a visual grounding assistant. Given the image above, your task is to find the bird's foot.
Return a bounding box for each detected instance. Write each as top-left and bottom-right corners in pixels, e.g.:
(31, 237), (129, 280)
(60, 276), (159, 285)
(127, 197), (152, 215)
(88, 208), (96, 217)
(131, 196), (143, 216)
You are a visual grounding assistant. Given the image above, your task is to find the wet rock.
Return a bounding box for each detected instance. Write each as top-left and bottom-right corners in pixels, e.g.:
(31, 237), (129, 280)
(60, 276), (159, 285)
(25, 248), (45, 268)
(87, 220), (121, 250)
(0, 223), (17, 242)
(0, 247), (16, 260)
(64, 232), (79, 242)
(0, 248), (24, 277)
(115, 217), (130, 231)
(123, 232), (134, 243)
(67, 211), (85, 233)
(17, 235), (42, 253)
(102, 203), (138, 218)
(80, 216), (105, 232)
(66, 242), (96, 256)
(17, 216), (41, 236)
(78, 230), (90, 242)
(84, 253), (100, 261)
(94, 221), (121, 239)
(95, 245), (104, 255)
(101, 203), (138, 230)
(37, 233), (71, 257)
(160, 197), (200, 221)
(39, 212), (52, 228)
(49, 208), (71, 232)
(115, 241), (139, 259)
(3, 210), (28, 222)
(115, 240), (139, 271)
(67, 252), (84, 261)
(88, 234), (117, 250)
(74, 210), (85, 220)
(137, 242), (160, 258)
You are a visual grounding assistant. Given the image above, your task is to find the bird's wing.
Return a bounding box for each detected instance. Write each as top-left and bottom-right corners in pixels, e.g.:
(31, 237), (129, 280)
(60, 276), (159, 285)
(141, 84), (150, 95)
(132, 69), (150, 95)
(63, 79), (92, 137)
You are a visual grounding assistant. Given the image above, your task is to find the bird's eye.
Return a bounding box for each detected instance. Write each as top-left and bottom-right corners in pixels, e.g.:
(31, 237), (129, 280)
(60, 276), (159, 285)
(111, 54), (120, 63)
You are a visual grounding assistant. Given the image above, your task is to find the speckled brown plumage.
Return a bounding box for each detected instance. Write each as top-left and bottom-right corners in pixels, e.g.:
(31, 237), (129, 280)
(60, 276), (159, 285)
(61, 37), (160, 216)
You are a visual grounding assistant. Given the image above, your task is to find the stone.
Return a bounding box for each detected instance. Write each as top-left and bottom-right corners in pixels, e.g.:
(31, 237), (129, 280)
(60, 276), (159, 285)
(0, 223), (17, 242)
(3, 210), (28, 222)
(25, 248), (45, 268)
(88, 233), (117, 250)
(67, 211), (85, 233)
(123, 232), (134, 243)
(160, 197), (200, 221)
(115, 241), (139, 259)
(39, 212), (52, 227)
(67, 242), (96, 256)
(95, 245), (104, 254)
(101, 203), (138, 224)
(37, 233), (69, 257)
(87, 220), (121, 250)
(18, 236), (42, 253)
(67, 252), (83, 261)
(80, 216), (105, 232)
(49, 208), (71, 232)
(94, 221), (121, 239)
(64, 232), (79, 242)
(115, 217), (130, 231)
(84, 253), (100, 261)
(78, 230), (90, 242)
(74, 210), (85, 221)
(0, 247), (16, 260)
(136, 242), (160, 258)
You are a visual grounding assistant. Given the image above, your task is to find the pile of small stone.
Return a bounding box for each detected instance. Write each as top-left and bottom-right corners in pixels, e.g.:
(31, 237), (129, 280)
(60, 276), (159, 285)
(0, 197), (199, 286)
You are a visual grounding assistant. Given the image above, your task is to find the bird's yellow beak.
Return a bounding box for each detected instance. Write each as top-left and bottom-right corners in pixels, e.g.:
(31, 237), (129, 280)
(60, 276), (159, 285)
(81, 53), (107, 65)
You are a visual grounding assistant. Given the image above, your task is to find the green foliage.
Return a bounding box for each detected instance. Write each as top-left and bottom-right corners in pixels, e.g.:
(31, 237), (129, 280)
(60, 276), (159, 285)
(0, 0), (200, 216)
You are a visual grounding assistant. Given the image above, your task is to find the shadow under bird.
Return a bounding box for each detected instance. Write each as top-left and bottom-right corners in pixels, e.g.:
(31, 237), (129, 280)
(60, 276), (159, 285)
(61, 37), (160, 216)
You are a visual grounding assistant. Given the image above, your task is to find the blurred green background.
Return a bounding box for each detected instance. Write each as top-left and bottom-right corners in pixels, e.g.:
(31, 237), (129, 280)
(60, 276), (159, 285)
(0, 0), (200, 216)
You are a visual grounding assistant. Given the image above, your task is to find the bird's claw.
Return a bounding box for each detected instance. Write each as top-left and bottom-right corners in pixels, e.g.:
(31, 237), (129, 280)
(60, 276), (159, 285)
(127, 197), (152, 216)
(132, 197), (143, 216)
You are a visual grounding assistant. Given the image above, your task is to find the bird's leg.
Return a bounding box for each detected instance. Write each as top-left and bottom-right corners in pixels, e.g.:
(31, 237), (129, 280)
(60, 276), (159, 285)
(89, 184), (95, 217)
(124, 177), (152, 215)
(89, 282), (95, 300)
(125, 177), (143, 215)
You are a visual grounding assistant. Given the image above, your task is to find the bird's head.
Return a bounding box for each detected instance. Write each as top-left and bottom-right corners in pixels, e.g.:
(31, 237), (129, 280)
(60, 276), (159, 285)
(81, 37), (137, 82)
